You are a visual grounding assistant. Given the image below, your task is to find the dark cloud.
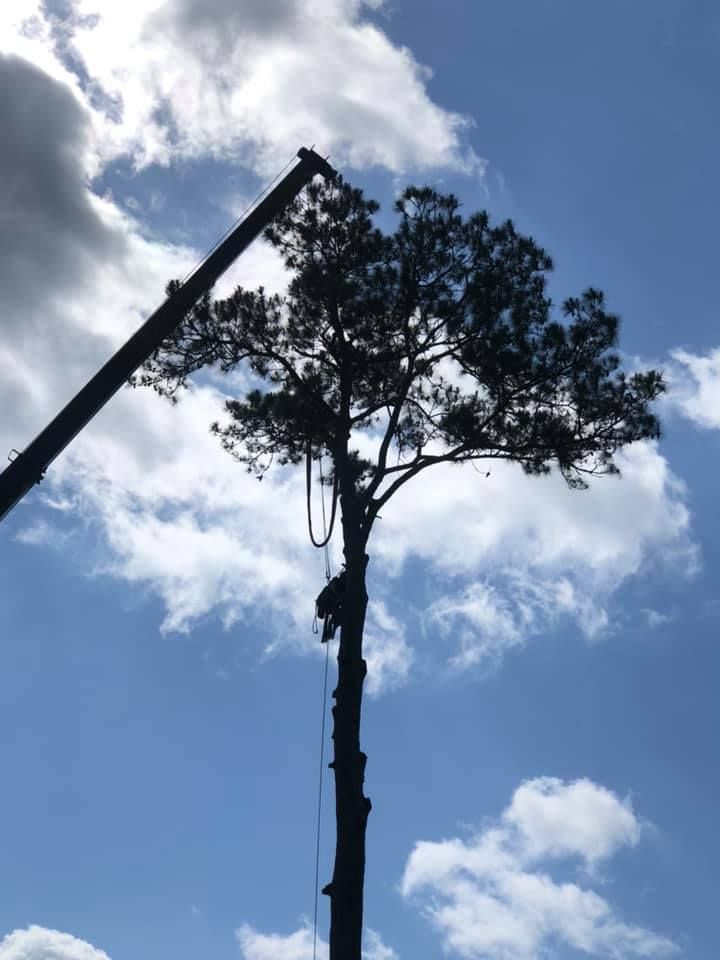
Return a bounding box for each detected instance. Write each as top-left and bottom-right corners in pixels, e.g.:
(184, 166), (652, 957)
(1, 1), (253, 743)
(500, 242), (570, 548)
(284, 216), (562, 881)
(143, 0), (306, 69)
(172, 0), (300, 37)
(0, 53), (123, 324)
(0, 54), (131, 452)
(146, 0), (301, 61)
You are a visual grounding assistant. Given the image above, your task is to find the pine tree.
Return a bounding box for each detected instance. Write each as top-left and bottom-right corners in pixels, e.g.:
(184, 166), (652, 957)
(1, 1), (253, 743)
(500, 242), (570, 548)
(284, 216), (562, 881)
(138, 177), (664, 960)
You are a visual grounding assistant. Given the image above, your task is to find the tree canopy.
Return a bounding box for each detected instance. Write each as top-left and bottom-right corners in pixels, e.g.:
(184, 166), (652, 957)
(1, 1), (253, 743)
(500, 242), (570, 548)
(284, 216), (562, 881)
(139, 176), (663, 541)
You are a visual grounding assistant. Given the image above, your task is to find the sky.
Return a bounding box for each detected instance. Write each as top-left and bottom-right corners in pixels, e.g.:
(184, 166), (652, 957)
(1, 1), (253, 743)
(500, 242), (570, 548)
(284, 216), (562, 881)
(1, 1), (719, 959)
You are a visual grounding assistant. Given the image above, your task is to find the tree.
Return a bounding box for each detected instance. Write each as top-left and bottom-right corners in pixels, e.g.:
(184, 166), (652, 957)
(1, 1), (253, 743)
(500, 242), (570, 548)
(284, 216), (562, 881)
(137, 177), (664, 960)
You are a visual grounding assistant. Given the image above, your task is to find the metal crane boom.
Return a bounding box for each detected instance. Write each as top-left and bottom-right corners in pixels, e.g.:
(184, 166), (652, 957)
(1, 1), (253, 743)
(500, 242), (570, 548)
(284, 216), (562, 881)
(0, 147), (336, 522)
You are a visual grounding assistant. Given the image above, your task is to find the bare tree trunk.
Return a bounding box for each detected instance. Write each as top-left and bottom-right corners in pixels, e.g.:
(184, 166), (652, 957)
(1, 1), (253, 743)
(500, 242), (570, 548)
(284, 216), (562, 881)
(324, 470), (372, 960)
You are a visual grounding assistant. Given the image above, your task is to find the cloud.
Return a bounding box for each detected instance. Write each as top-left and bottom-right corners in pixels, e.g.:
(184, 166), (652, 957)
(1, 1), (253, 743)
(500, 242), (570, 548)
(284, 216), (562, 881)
(236, 922), (396, 960)
(665, 347), (720, 429)
(503, 778), (640, 865)
(423, 575), (611, 670)
(0, 38), (697, 691)
(0, 52), (117, 319)
(3, 0), (481, 176)
(362, 600), (414, 695)
(641, 607), (671, 628)
(48, 412), (411, 694)
(0, 5), (463, 696)
(0, 52), (194, 455)
(0, 926), (110, 960)
(362, 929), (398, 960)
(14, 517), (71, 549)
(375, 442), (693, 586)
(401, 777), (676, 960)
(382, 441), (696, 668)
(46, 404), (691, 685)
(237, 924), (318, 960)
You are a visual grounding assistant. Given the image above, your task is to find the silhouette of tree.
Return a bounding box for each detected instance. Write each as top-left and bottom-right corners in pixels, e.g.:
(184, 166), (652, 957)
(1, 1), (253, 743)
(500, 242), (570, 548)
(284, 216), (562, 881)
(138, 177), (664, 960)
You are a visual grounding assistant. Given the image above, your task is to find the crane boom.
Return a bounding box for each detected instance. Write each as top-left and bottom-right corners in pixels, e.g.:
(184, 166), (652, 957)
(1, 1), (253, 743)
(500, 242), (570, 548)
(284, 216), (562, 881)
(0, 147), (336, 522)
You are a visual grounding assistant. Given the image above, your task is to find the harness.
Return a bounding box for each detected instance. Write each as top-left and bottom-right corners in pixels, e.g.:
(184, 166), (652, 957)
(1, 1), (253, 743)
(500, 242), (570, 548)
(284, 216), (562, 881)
(315, 569), (346, 643)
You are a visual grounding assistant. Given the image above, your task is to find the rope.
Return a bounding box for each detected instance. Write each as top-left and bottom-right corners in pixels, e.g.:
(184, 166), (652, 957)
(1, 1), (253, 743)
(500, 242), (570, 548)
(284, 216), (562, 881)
(312, 636), (331, 960)
(307, 326), (338, 959)
(319, 456), (332, 582)
(306, 440), (339, 549)
(312, 443), (334, 960)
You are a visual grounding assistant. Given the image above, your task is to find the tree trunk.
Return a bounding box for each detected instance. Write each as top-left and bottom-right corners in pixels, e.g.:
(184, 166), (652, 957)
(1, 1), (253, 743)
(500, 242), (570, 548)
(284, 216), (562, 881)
(324, 472), (371, 960)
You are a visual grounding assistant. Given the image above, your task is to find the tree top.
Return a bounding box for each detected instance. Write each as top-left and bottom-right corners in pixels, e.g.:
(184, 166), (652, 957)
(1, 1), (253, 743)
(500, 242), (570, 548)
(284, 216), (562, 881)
(139, 176), (664, 539)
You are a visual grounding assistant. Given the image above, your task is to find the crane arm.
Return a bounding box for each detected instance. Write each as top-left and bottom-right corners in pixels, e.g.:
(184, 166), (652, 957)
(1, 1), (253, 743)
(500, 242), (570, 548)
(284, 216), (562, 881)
(0, 147), (336, 522)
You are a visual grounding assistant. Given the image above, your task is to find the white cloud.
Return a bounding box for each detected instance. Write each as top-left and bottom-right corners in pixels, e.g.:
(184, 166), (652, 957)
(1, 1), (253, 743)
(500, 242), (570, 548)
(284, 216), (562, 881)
(2, 0), (480, 176)
(236, 922), (396, 960)
(503, 777), (640, 865)
(401, 777), (676, 960)
(362, 929), (398, 960)
(665, 347), (720, 429)
(362, 600), (415, 695)
(237, 923), (319, 960)
(0, 926), (110, 960)
(376, 442), (693, 585)
(641, 607), (671, 628)
(14, 517), (71, 549)
(385, 441), (695, 668)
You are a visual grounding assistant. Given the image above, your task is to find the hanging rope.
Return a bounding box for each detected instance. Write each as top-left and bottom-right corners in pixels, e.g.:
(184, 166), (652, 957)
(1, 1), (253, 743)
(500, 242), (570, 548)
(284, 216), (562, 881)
(311, 437), (335, 960)
(306, 439), (339, 550)
(312, 635), (331, 960)
(318, 455), (332, 582)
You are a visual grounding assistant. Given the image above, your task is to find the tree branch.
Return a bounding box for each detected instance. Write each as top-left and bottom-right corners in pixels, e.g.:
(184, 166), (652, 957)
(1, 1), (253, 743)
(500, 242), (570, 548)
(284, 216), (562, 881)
(363, 359), (417, 502)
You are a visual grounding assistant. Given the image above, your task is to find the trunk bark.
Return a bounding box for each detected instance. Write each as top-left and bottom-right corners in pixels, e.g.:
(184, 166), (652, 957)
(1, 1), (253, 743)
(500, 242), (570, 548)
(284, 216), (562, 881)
(324, 470), (371, 960)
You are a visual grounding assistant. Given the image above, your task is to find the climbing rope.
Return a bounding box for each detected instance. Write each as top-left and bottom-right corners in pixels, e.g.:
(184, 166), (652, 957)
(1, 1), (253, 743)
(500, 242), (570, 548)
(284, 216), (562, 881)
(318, 455), (332, 581)
(311, 448), (334, 960)
(306, 439), (339, 550)
(312, 631), (331, 960)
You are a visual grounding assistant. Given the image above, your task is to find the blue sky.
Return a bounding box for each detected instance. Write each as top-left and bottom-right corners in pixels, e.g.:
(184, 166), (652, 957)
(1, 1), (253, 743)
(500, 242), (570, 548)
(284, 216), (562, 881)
(1, 2), (719, 959)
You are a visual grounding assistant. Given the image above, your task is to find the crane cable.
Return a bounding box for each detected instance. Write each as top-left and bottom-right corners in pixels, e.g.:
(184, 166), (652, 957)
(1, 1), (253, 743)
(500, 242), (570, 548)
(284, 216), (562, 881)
(312, 451), (333, 960)
(178, 151), (299, 286)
